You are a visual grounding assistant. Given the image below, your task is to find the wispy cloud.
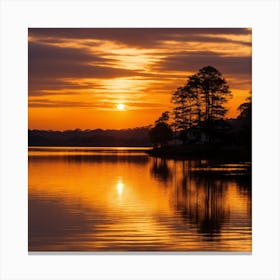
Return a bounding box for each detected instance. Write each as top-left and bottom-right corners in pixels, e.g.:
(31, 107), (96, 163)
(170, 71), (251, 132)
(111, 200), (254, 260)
(28, 28), (251, 129)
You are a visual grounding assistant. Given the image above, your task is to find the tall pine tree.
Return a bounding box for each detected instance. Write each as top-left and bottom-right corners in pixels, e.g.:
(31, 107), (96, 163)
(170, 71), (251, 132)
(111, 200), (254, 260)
(188, 66), (231, 122)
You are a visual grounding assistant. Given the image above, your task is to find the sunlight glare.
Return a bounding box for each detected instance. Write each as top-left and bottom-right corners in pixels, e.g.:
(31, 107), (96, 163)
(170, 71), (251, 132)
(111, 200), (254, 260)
(116, 103), (125, 110)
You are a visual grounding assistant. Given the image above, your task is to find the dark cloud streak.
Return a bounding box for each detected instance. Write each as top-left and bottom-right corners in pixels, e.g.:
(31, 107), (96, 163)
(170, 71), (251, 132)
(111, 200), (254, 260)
(155, 51), (251, 80)
(28, 41), (139, 95)
(29, 28), (251, 48)
(28, 99), (166, 109)
(28, 41), (137, 79)
(28, 28), (252, 111)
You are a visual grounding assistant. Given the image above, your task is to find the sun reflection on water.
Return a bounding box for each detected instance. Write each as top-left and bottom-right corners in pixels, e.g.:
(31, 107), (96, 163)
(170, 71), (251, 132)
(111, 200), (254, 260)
(116, 180), (124, 197)
(28, 147), (252, 252)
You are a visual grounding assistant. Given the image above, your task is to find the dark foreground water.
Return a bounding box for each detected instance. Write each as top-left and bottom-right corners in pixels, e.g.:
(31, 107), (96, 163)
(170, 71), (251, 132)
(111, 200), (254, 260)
(28, 147), (251, 252)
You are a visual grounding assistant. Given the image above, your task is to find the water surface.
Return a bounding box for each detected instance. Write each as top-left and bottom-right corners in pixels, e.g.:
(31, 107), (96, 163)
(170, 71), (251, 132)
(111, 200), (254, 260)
(28, 147), (251, 252)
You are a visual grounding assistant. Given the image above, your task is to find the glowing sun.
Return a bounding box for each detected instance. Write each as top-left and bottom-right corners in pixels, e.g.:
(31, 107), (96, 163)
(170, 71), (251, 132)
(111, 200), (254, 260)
(116, 103), (125, 110)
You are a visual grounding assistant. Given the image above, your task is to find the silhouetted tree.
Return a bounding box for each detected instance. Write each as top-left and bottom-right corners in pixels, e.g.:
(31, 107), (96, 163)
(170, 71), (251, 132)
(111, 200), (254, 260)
(171, 87), (199, 128)
(149, 122), (173, 147)
(155, 111), (170, 124)
(237, 93), (252, 148)
(170, 66), (231, 144)
(171, 86), (199, 143)
(238, 93), (252, 120)
(187, 66), (231, 122)
(149, 113), (173, 147)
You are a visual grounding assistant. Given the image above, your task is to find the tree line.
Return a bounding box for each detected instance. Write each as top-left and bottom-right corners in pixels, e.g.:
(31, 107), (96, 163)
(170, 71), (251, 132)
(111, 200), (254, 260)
(149, 66), (252, 147)
(29, 127), (151, 147)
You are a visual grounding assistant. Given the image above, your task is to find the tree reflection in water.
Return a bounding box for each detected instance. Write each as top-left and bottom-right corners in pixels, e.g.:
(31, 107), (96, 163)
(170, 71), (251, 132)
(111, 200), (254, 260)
(29, 148), (251, 251)
(150, 158), (251, 241)
(150, 157), (172, 183)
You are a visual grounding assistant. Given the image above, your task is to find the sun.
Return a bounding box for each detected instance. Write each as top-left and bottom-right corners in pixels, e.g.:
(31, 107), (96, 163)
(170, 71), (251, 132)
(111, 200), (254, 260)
(116, 103), (125, 110)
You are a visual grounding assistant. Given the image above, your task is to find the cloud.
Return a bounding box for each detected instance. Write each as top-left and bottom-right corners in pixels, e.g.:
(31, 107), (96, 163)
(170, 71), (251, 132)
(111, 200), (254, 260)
(154, 51), (251, 79)
(28, 28), (252, 117)
(28, 98), (167, 110)
(28, 77), (109, 96)
(125, 102), (168, 110)
(28, 42), (138, 80)
(29, 28), (251, 49)
(29, 99), (104, 109)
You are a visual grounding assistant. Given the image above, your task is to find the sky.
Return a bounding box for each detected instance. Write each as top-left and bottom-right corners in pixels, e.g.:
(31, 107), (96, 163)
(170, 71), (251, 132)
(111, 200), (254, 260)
(28, 28), (252, 130)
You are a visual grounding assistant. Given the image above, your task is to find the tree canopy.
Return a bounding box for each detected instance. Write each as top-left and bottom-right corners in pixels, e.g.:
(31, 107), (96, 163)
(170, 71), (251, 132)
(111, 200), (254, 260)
(149, 112), (173, 147)
(171, 66), (231, 134)
(238, 93), (252, 121)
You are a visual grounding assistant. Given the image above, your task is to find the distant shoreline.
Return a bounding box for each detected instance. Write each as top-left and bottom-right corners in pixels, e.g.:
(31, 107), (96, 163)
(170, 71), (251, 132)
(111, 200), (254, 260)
(28, 145), (152, 148)
(27, 144), (251, 161)
(28, 127), (152, 147)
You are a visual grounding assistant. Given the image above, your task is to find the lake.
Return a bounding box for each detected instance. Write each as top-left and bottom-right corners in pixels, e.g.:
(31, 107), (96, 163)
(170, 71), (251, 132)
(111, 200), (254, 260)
(28, 147), (252, 252)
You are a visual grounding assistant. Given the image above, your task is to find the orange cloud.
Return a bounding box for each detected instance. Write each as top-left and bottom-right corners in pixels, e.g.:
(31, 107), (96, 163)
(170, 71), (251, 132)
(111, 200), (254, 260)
(28, 28), (251, 130)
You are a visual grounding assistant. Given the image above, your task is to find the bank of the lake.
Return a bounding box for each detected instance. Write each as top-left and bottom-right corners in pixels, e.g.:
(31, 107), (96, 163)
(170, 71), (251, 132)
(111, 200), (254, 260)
(147, 144), (251, 160)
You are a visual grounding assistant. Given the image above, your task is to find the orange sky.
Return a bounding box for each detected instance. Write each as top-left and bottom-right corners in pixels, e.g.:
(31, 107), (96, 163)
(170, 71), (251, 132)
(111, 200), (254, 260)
(28, 28), (252, 130)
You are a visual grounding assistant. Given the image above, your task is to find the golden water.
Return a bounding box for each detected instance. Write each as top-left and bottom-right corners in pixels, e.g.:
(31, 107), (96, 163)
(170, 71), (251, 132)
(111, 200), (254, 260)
(28, 147), (251, 252)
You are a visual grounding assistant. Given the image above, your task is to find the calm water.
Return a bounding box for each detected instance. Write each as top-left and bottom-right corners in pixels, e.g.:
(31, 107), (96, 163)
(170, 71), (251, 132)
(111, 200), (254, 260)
(28, 147), (252, 252)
